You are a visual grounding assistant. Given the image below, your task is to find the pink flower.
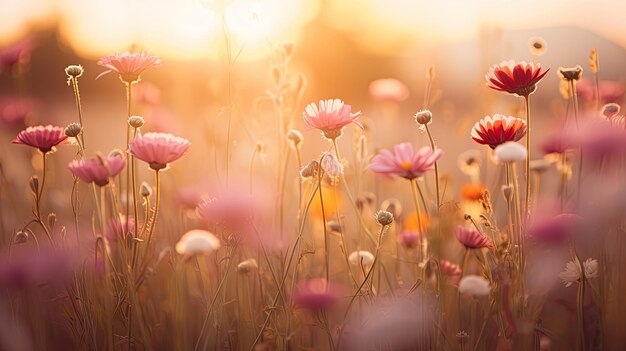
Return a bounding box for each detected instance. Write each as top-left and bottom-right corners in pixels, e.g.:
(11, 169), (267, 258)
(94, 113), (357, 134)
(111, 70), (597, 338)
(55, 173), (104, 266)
(12, 125), (68, 153)
(196, 190), (256, 235)
(455, 225), (493, 250)
(97, 51), (161, 83)
(130, 132), (190, 170)
(0, 96), (34, 125)
(486, 61), (549, 97)
(106, 215), (136, 243)
(302, 99), (362, 139)
(0, 37), (34, 72)
(577, 79), (625, 104)
(369, 142), (442, 180)
(439, 260), (462, 286)
(68, 154), (126, 186)
(528, 213), (583, 244)
(397, 230), (419, 249)
(368, 78), (409, 102)
(293, 278), (342, 310)
(471, 114), (527, 149)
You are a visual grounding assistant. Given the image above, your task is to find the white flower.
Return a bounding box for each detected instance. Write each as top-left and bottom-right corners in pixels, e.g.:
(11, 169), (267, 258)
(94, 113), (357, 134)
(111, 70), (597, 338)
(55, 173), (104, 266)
(558, 257), (598, 287)
(493, 142), (527, 163)
(458, 275), (491, 296)
(321, 152), (344, 176)
(348, 250), (375, 267)
(237, 258), (258, 274)
(175, 229), (221, 256)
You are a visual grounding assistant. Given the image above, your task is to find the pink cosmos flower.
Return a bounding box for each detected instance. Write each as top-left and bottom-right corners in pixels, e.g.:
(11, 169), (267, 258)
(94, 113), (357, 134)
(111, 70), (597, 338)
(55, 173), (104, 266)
(129, 132), (190, 170)
(439, 259), (462, 286)
(12, 125), (68, 153)
(486, 61), (549, 97)
(293, 278), (342, 310)
(97, 51), (162, 83)
(302, 99), (362, 139)
(368, 78), (410, 102)
(68, 154), (126, 186)
(455, 225), (493, 250)
(397, 230), (419, 249)
(528, 213), (583, 244)
(368, 142), (443, 180)
(471, 114), (527, 149)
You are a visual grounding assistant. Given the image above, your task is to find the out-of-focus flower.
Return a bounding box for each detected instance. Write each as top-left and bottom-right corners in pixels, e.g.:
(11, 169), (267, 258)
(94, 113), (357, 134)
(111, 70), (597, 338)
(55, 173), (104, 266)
(541, 128), (576, 155)
(486, 61), (549, 97)
(0, 37), (34, 73)
(380, 198), (402, 219)
(64, 65), (84, 81)
(287, 129), (303, 149)
(368, 78), (409, 102)
(12, 125), (68, 154)
(195, 186), (267, 236)
(455, 225), (493, 250)
(403, 211), (430, 232)
(460, 183), (486, 202)
(528, 213), (583, 244)
(130, 132), (190, 170)
(348, 250), (375, 268)
(458, 149), (481, 177)
(528, 36), (547, 56)
(302, 99), (362, 140)
(293, 278), (342, 310)
(471, 114), (527, 149)
(97, 51), (161, 83)
(439, 260), (462, 286)
(175, 229), (221, 257)
(558, 257), (598, 287)
(0, 96), (34, 125)
(320, 152), (343, 176)
(133, 82), (162, 105)
(300, 160), (319, 179)
(397, 230), (419, 249)
(68, 154), (126, 186)
(577, 80), (625, 104)
(369, 142), (442, 180)
(601, 103), (620, 119)
(578, 120), (626, 157)
(0, 247), (73, 289)
(458, 275), (491, 296)
(493, 142), (527, 163)
(557, 66), (583, 82)
(64, 123), (82, 138)
(237, 258), (258, 274)
(105, 215), (135, 243)
(530, 158), (554, 173)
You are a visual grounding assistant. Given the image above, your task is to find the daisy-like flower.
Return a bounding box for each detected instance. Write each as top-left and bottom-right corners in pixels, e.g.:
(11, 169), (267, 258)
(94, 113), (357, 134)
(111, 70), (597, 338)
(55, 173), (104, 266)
(558, 258), (598, 287)
(471, 114), (527, 149)
(12, 125), (68, 154)
(68, 154), (126, 186)
(455, 225), (493, 250)
(302, 99), (362, 140)
(368, 142), (443, 180)
(348, 250), (375, 268)
(175, 229), (221, 257)
(458, 275), (491, 296)
(292, 278), (342, 310)
(486, 61), (549, 97)
(97, 51), (162, 84)
(130, 132), (190, 170)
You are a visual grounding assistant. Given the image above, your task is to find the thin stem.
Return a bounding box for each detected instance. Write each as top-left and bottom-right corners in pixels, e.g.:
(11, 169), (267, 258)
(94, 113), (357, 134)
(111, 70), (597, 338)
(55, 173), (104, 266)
(424, 124), (441, 212)
(409, 179), (424, 244)
(145, 170), (161, 250)
(125, 82), (132, 232)
(524, 95), (531, 218)
(70, 77), (86, 149)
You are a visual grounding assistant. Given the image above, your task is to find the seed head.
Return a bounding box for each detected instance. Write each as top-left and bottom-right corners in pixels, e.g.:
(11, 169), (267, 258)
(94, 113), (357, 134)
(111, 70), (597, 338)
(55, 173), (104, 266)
(140, 182), (152, 197)
(128, 115), (145, 129)
(65, 123), (82, 138)
(375, 210), (394, 226)
(558, 65), (583, 81)
(414, 109), (433, 125)
(65, 65), (84, 80)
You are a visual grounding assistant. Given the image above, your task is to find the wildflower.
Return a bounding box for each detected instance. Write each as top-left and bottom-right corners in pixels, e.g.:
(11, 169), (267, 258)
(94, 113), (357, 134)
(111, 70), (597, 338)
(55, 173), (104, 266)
(558, 258), (598, 287)
(128, 115), (145, 129)
(486, 61), (549, 97)
(577, 79), (625, 104)
(237, 259), (258, 274)
(292, 278), (342, 310)
(456, 225), (493, 250)
(397, 230), (419, 249)
(493, 142), (527, 163)
(12, 125), (68, 154)
(175, 229), (221, 257)
(64, 65), (84, 82)
(471, 114), (527, 149)
(528, 36), (547, 56)
(0, 96), (34, 125)
(97, 51), (161, 84)
(528, 213), (583, 244)
(414, 109), (433, 126)
(457, 149), (481, 177)
(130, 132), (190, 170)
(64, 123), (82, 138)
(320, 152), (343, 176)
(300, 160), (319, 179)
(0, 247), (73, 289)
(557, 65), (583, 81)
(68, 154), (126, 186)
(375, 210), (394, 226)
(348, 250), (375, 267)
(368, 78), (409, 102)
(458, 275), (491, 296)
(439, 260), (462, 286)
(460, 183), (486, 202)
(369, 142), (442, 180)
(302, 99), (362, 140)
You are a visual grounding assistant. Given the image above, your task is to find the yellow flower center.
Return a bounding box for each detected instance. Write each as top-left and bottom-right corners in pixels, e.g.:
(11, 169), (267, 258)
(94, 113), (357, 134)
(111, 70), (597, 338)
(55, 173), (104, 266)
(401, 161), (412, 170)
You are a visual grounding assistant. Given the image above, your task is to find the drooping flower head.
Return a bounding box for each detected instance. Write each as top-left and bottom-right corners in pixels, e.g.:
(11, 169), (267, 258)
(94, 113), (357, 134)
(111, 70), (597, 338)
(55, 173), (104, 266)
(486, 61), (549, 97)
(455, 225), (493, 250)
(369, 142), (442, 180)
(12, 125), (68, 154)
(97, 51), (161, 84)
(130, 132), (190, 170)
(302, 99), (362, 140)
(292, 278), (342, 310)
(68, 153), (126, 186)
(471, 114), (527, 149)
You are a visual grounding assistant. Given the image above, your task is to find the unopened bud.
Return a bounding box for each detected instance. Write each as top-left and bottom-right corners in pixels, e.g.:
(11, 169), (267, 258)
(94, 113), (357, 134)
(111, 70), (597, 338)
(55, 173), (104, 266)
(327, 220), (342, 233)
(320, 152), (343, 177)
(128, 116), (145, 129)
(108, 149), (125, 158)
(601, 103), (620, 119)
(14, 231), (29, 244)
(237, 258), (258, 274)
(65, 123), (82, 138)
(140, 182), (152, 197)
(29, 176), (39, 195)
(48, 213), (57, 229)
(375, 210), (394, 226)
(502, 185), (513, 201)
(414, 110), (433, 125)
(287, 129), (303, 148)
(65, 65), (84, 79)
(300, 160), (319, 179)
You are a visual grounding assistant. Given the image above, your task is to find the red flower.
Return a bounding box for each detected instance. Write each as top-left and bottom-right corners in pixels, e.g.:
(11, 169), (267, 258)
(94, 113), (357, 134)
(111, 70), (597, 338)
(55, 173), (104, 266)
(486, 61), (549, 97)
(471, 114), (527, 149)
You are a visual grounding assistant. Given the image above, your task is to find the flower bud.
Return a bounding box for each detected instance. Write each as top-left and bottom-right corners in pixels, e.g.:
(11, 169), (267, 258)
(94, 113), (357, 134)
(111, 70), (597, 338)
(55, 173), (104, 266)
(375, 210), (394, 226)
(237, 258), (258, 274)
(128, 115), (145, 129)
(281, 42), (295, 59)
(320, 152), (343, 177)
(48, 213), (57, 229)
(601, 103), (620, 119)
(502, 185), (513, 201)
(65, 123), (82, 138)
(65, 65), (84, 79)
(300, 160), (319, 179)
(14, 231), (29, 244)
(29, 176), (39, 195)
(140, 182), (152, 197)
(414, 109), (433, 125)
(108, 149), (125, 158)
(287, 129), (303, 149)
(558, 65), (583, 81)
(380, 198), (402, 219)
(327, 220), (342, 233)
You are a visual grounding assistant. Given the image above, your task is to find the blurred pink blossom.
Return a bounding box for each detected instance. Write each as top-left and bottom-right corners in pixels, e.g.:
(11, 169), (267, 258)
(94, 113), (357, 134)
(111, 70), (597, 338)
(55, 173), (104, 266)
(292, 278), (342, 310)
(368, 78), (409, 102)
(369, 142), (442, 180)
(455, 225), (493, 250)
(97, 51), (161, 83)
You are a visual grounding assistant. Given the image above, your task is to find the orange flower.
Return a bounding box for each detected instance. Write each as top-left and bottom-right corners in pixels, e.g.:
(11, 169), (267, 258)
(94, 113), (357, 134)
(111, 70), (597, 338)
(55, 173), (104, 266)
(403, 211), (430, 231)
(309, 184), (343, 220)
(460, 183), (486, 202)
